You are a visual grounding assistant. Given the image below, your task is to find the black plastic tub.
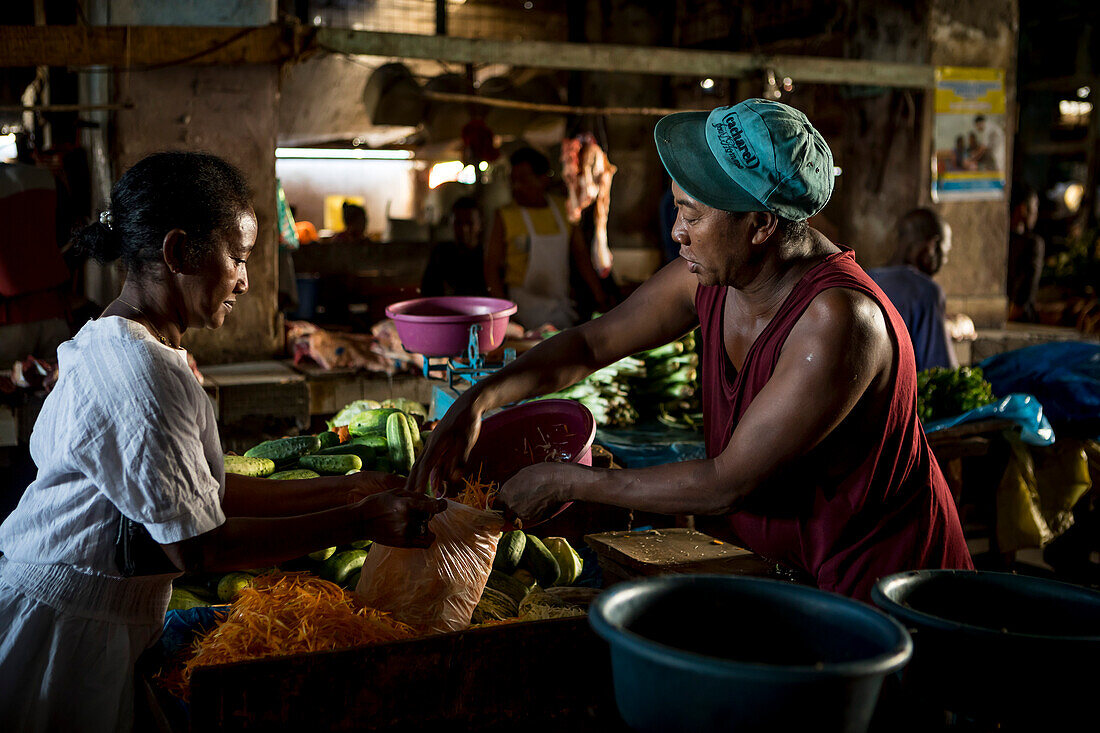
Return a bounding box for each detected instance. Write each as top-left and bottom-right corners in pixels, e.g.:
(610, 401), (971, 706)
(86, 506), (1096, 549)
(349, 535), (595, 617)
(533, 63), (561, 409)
(589, 575), (912, 733)
(872, 570), (1100, 724)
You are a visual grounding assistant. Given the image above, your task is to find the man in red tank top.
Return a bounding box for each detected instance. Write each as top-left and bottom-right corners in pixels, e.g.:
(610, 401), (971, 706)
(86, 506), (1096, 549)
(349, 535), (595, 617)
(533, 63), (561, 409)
(411, 99), (972, 600)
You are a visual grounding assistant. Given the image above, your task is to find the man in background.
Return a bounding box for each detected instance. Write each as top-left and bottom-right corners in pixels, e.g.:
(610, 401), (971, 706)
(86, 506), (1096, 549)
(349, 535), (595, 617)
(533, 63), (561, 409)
(868, 208), (957, 371)
(485, 147), (608, 330)
(329, 202), (369, 245)
(971, 115), (1005, 172)
(1008, 182), (1045, 323)
(421, 197), (487, 297)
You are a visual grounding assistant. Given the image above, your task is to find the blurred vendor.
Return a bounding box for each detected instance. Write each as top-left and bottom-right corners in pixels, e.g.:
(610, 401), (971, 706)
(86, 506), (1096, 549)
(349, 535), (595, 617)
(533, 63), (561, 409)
(421, 197), (488, 297)
(329, 202), (369, 245)
(413, 100), (973, 601)
(485, 147), (608, 330)
(867, 209), (957, 371)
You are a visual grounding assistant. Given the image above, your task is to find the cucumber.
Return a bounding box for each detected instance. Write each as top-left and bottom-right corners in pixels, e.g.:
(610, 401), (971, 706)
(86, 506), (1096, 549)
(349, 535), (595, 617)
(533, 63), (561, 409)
(316, 431), (342, 450)
(299, 453), (363, 474)
(486, 569), (532, 605)
(318, 443), (378, 467)
(224, 455), (275, 477)
(350, 434), (389, 450)
(510, 569), (539, 592)
(308, 546), (337, 562)
(168, 588), (211, 611)
(320, 549), (368, 584)
(386, 411), (415, 475)
(216, 572), (254, 603)
(244, 436), (322, 467)
(349, 539), (373, 550)
(542, 537), (583, 585)
(269, 468), (321, 480)
(520, 534), (561, 587)
(348, 408), (401, 437)
(381, 398), (428, 425)
(344, 568), (362, 591)
(493, 530), (526, 573)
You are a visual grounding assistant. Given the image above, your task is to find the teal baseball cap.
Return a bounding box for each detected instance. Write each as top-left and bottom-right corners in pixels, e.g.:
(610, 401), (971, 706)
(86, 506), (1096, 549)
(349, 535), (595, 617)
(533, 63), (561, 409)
(655, 99), (834, 220)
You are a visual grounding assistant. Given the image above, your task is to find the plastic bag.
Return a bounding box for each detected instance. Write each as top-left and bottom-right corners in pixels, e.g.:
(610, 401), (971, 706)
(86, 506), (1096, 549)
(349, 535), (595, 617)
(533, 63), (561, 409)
(924, 393), (1055, 446)
(996, 437), (1093, 553)
(355, 500), (503, 634)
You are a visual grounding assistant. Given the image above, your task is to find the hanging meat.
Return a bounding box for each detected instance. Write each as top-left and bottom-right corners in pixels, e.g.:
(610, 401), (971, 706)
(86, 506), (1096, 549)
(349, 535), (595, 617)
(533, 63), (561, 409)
(561, 134), (617, 278)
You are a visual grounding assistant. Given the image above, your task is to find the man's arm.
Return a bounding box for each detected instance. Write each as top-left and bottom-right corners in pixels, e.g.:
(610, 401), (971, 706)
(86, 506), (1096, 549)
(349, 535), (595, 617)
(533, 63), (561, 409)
(501, 288), (893, 518)
(485, 213), (508, 298)
(220, 471), (403, 518)
(407, 258), (699, 490)
(569, 225), (611, 310)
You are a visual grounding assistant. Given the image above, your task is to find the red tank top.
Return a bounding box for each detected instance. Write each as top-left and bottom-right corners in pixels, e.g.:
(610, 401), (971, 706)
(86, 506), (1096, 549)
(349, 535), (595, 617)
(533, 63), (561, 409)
(696, 247), (972, 600)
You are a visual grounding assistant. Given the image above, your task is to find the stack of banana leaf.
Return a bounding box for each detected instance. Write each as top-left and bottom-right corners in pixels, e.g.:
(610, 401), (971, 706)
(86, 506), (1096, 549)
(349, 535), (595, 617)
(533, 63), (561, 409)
(535, 331), (702, 430)
(636, 331), (702, 430)
(538, 356), (645, 427)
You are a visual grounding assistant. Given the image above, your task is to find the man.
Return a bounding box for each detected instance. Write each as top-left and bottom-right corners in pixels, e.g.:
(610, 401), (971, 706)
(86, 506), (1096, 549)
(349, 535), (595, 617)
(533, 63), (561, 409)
(1007, 182), (1044, 323)
(421, 197), (488, 297)
(412, 100), (972, 601)
(485, 147), (608, 330)
(867, 209), (958, 371)
(329, 202), (368, 245)
(970, 115), (1005, 172)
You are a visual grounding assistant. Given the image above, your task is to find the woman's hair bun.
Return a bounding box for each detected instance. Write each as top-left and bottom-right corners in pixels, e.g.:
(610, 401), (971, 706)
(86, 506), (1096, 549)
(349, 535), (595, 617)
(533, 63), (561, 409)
(71, 219), (123, 264)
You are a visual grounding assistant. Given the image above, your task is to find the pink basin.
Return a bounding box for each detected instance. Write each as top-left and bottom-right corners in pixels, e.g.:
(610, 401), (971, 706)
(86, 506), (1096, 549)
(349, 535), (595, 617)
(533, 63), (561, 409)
(385, 296), (517, 357)
(466, 399), (596, 528)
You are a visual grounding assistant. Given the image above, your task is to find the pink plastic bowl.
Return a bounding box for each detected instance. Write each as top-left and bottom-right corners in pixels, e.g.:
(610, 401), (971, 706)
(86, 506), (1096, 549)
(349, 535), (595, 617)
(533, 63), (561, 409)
(465, 399), (596, 527)
(385, 296), (517, 357)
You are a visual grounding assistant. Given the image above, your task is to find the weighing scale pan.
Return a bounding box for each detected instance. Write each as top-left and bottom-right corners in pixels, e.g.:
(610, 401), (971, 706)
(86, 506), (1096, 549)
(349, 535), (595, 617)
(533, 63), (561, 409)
(386, 296), (517, 357)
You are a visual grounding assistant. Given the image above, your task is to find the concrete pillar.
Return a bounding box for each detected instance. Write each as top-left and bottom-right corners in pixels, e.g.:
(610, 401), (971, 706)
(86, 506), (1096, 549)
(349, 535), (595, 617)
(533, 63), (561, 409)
(928, 0), (1018, 327)
(97, 0), (282, 364)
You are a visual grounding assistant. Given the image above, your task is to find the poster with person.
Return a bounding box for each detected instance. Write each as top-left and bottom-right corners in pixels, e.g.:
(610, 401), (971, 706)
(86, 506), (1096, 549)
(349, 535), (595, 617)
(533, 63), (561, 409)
(932, 67), (1007, 202)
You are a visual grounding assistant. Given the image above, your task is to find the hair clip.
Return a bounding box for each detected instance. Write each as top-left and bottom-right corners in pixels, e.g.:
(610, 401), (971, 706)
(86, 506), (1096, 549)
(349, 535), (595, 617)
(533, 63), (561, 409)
(99, 210), (113, 230)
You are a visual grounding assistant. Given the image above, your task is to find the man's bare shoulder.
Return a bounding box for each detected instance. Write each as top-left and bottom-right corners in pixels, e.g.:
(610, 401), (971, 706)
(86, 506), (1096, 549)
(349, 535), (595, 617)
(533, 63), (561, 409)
(787, 287), (892, 367)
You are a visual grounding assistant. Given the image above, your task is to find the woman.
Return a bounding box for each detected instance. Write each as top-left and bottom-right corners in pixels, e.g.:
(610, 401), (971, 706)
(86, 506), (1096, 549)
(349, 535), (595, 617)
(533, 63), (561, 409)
(0, 152), (444, 732)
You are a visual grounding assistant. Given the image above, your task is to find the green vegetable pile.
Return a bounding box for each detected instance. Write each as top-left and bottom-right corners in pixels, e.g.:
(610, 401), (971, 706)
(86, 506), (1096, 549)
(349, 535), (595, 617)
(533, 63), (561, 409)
(536, 331), (702, 430)
(916, 366), (996, 423)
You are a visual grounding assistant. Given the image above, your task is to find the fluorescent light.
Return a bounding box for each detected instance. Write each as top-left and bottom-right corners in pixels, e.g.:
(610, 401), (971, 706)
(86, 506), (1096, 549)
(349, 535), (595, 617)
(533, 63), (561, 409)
(429, 160), (465, 189)
(0, 133), (16, 160)
(700, 78), (715, 90)
(275, 148), (413, 160)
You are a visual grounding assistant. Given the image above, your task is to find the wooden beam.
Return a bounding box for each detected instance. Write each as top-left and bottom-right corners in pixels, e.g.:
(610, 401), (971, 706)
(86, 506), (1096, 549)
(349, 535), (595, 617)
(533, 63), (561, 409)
(318, 28), (935, 88)
(0, 24), (935, 90)
(0, 25), (293, 68)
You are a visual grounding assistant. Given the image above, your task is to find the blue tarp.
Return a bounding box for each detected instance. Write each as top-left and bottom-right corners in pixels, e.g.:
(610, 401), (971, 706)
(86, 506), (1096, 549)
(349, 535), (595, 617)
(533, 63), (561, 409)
(596, 423), (705, 469)
(978, 342), (1100, 437)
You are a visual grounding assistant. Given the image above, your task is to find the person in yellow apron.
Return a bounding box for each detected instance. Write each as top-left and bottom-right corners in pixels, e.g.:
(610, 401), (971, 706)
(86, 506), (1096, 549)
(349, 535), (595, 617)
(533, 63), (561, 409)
(486, 147), (608, 330)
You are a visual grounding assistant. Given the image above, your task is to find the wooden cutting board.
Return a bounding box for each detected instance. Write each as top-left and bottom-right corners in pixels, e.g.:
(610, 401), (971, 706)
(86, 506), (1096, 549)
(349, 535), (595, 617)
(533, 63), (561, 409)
(584, 528), (775, 584)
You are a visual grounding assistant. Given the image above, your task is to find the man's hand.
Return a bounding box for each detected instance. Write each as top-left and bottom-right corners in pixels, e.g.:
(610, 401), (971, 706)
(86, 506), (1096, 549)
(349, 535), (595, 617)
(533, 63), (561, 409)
(344, 470), (405, 503)
(406, 398), (482, 495)
(499, 462), (578, 525)
(355, 489), (448, 548)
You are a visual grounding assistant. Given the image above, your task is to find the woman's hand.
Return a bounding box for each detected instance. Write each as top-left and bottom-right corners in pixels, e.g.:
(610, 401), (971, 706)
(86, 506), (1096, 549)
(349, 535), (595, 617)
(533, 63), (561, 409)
(344, 470), (405, 503)
(406, 399), (483, 495)
(354, 489), (448, 549)
(499, 463), (579, 525)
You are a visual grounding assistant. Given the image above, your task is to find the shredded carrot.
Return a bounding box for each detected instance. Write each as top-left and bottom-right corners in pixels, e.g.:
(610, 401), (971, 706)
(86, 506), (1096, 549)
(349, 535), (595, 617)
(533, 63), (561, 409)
(178, 573), (415, 692)
(452, 465), (500, 510)
(335, 425), (351, 443)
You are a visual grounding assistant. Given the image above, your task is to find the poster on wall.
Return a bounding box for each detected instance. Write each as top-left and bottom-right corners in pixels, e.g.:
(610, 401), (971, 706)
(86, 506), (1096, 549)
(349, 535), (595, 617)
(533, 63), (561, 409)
(932, 66), (1006, 202)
